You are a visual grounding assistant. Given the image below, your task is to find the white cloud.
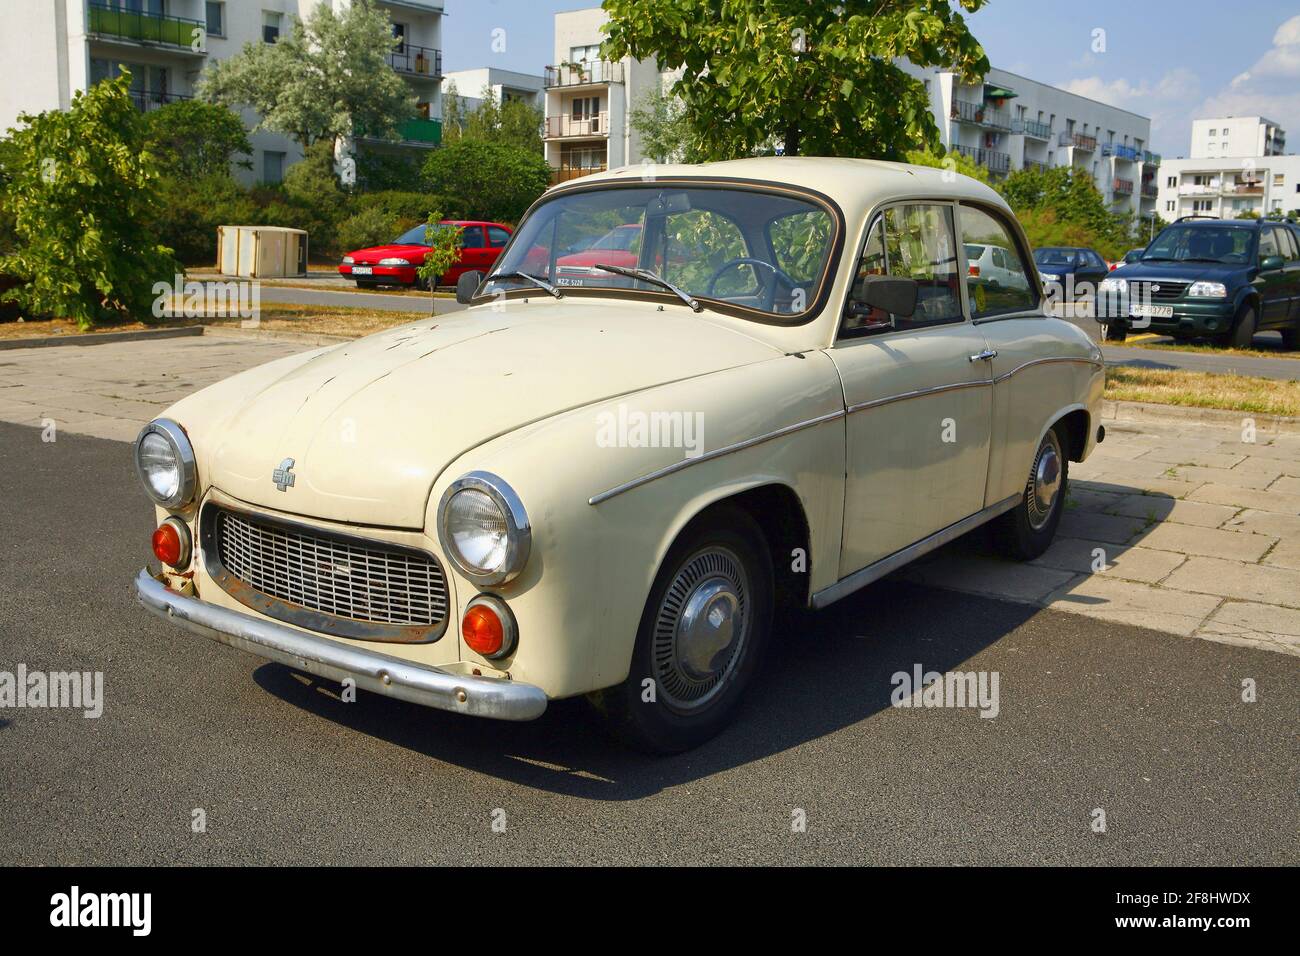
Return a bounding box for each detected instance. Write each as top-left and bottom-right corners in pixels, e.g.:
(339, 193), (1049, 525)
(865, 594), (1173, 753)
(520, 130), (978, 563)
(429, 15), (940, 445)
(1192, 15), (1300, 146)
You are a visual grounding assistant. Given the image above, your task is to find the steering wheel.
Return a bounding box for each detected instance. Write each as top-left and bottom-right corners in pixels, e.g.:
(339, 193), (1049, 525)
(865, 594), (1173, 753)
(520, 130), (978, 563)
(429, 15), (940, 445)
(705, 258), (797, 311)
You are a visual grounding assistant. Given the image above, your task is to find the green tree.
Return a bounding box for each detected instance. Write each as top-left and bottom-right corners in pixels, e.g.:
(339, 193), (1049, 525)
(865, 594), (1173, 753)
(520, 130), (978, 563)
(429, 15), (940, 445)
(0, 74), (179, 328)
(629, 86), (694, 163)
(905, 147), (990, 184)
(141, 99), (253, 178)
(199, 0), (413, 153)
(444, 84), (543, 152)
(996, 165), (1135, 258)
(602, 0), (988, 160)
(422, 140), (550, 224)
(415, 214), (463, 313)
(441, 81), (469, 144)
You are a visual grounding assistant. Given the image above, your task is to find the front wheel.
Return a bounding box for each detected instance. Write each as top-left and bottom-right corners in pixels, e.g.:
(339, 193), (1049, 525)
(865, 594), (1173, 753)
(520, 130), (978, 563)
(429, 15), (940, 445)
(1102, 322), (1127, 342)
(590, 506), (773, 753)
(1280, 327), (1300, 351)
(991, 425), (1069, 561)
(1229, 304), (1257, 349)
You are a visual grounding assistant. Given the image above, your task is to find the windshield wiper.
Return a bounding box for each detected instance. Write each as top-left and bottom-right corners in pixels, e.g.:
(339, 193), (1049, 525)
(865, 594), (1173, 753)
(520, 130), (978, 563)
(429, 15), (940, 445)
(592, 264), (703, 312)
(486, 270), (562, 298)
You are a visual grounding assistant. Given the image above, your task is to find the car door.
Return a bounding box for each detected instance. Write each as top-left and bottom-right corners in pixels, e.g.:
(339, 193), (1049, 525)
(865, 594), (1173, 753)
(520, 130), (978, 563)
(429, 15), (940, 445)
(455, 226), (490, 281)
(829, 201), (994, 577)
(486, 225), (512, 273)
(1255, 227), (1290, 327)
(1266, 226), (1300, 324)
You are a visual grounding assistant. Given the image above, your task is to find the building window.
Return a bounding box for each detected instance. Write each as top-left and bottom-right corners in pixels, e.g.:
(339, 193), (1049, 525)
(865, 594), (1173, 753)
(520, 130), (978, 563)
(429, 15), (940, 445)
(1166, 201), (1175, 212)
(1192, 200), (1212, 213)
(263, 11), (282, 43)
(1166, 176), (1176, 188)
(1209, 129), (1217, 137)
(262, 151), (285, 184)
(1275, 174), (1285, 186)
(206, 2), (224, 36)
(569, 43), (601, 65)
(392, 22), (406, 54)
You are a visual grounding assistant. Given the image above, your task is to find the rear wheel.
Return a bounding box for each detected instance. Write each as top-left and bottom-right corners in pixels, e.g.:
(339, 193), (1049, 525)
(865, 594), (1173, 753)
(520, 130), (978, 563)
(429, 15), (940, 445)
(590, 506), (773, 754)
(1279, 326), (1299, 351)
(991, 425), (1069, 561)
(1229, 303), (1257, 349)
(355, 280), (378, 290)
(1102, 322), (1127, 342)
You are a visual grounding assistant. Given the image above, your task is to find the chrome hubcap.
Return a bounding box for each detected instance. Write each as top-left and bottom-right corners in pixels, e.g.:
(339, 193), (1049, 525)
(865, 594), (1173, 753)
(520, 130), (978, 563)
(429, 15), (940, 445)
(1027, 432), (1063, 530)
(653, 546), (749, 712)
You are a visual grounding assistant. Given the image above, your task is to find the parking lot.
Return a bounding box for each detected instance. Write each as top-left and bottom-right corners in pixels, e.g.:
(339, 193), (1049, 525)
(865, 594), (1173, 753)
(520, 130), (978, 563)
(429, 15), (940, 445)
(0, 333), (1296, 865)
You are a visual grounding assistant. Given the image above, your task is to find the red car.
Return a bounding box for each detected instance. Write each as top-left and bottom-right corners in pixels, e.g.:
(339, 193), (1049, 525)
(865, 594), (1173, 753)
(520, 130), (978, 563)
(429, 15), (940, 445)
(339, 220), (512, 289)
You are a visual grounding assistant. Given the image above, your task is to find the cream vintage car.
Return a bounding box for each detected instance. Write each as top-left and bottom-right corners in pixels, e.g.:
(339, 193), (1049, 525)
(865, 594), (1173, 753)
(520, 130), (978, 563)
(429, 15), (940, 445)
(134, 158), (1105, 752)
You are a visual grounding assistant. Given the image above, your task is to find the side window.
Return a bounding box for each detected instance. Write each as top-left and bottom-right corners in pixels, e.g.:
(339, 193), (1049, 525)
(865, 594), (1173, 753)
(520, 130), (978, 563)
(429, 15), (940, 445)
(1258, 228), (1279, 262)
(843, 218), (890, 333)
(487, 226), (510, 248)
(959, 205), (1037, 318)
(461, 226), (486, 249)
(881, 204), (962, 329)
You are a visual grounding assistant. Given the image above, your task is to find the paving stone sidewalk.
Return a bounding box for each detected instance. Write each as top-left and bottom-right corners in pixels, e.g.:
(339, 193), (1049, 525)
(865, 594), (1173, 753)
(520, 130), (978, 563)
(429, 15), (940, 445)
(4, 333), (1300, 657)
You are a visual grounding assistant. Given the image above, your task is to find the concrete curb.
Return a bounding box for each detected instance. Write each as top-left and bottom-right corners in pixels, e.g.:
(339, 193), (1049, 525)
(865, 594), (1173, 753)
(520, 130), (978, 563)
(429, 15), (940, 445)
(1101, 399), (1300, 434)
(0, 325), (204, 351)
(201, 326), (354, 346)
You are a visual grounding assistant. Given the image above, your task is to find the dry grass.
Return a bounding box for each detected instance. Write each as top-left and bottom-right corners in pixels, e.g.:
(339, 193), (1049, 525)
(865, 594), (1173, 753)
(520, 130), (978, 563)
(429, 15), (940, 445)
(205, 303), (427, 337)
(0, 317), (201, 340)
(1105, 365), (1300, 417)
(1123, 337), (1300, 361)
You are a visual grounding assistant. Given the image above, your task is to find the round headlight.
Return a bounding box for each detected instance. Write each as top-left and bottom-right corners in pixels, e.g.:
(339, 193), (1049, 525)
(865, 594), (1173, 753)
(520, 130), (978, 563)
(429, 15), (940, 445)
(438, 472), (531, 586)
(378, 257), (411, 266)
(134, 419), (196, 509)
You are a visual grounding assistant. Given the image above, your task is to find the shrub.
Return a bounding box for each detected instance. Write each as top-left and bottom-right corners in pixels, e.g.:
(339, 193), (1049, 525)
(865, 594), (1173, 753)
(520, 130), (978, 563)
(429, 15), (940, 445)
(337, 205), (405, 253)
(154, 172), (259, 265)
(142, 99), (252, 179)
(423, 140), (549, 224)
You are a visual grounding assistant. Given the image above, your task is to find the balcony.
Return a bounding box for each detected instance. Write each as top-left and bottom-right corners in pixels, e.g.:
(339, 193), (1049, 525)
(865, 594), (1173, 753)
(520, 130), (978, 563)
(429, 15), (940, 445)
(951, 99), (1010, 130)
(1112, 178), (1134, 196)
(87, 2), (206, 54)
(387, 44), (441, 79)
(1179, 183), (1219, 196)
(1102, 143), (1139, 162)
(550, 164), (607, 185)
(544, 61), (624, 88)
(951, 144), (1011, 174)
(545, 112), (609, 139)
(1012, 118), (1052, 140)
(126, 90), (192, 112)
(1022, 159), (1049, 173)
(1058, 132), (1097, 151)
(1142, 150), (1161, 167)
(1141, 179), (1158, 198)
(1225, 182), (1264, 195)
(396, 117), (441, 146)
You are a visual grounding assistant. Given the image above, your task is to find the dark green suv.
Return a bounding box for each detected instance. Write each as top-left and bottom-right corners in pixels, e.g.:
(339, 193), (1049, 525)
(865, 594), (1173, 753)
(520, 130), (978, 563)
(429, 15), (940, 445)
(1098, 217), (1300, 348)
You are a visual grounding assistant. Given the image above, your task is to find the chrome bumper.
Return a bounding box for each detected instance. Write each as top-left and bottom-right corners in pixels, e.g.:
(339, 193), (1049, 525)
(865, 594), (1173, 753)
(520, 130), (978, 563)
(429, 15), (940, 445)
(134, 569), (548, 721)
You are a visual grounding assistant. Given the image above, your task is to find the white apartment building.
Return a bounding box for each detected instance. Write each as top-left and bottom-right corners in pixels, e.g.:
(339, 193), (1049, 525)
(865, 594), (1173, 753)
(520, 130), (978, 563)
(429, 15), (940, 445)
(901, 63), (1160, 221)
(442, 67), (543, 113)
(1189, 115), (1287, 159)
(543, 7), (663, 184)
(0, 0), (445, 184)
(1157, 116), (1297, 221)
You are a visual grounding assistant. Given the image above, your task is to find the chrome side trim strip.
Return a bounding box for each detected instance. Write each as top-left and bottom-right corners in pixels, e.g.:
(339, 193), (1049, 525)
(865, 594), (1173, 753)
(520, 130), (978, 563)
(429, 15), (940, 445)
(846, 379), (989, 415)
(811, 493), (1021, 609)
(994, 356), (1104, 384)
(135, 569), (548, 721)
(588, 408), (846, 505)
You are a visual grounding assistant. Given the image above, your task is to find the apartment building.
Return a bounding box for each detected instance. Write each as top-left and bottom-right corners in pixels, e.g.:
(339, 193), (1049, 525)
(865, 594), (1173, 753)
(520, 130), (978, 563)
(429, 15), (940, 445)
(899, 63), (1159, 221)
(0, 0), (445, 184)
(1157, 117), (1297, 221)
(442, 67), (543, 113)
(542, 7), (664, 184)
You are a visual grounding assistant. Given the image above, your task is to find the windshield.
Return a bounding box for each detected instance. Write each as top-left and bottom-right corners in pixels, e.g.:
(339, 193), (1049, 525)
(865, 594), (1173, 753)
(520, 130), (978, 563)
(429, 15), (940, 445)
(395, 224), (430, 245)
(483, 185), (838, 319)
(1142, 225), (1254, 264)
(1033, 248), (1080, 267)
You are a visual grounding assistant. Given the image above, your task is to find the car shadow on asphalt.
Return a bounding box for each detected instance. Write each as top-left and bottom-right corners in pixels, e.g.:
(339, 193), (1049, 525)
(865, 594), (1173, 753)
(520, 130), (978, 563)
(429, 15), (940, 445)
(251, 576), (1039, 801)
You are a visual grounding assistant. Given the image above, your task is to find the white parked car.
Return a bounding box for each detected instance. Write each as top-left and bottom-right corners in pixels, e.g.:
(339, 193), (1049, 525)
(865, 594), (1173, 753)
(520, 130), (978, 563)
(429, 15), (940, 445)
(964, 241), (1032, 294)
(134, 158), (1105, 752)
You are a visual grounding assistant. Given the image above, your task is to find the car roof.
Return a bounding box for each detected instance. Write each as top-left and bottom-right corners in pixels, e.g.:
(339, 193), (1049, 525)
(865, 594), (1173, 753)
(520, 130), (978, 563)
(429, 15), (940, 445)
(1169, 218), (1257, 229)
(1036, 246), (1094, 253)
(552, 156), (1011, 218)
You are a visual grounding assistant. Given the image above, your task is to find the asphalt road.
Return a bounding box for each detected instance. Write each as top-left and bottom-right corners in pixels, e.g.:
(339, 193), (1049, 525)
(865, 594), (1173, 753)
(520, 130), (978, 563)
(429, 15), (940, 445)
(1, 420), (1295, 865)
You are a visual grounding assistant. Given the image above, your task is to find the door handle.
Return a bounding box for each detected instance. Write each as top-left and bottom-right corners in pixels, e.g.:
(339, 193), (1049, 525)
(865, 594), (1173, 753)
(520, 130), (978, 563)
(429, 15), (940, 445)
(968, 348), (998, 362)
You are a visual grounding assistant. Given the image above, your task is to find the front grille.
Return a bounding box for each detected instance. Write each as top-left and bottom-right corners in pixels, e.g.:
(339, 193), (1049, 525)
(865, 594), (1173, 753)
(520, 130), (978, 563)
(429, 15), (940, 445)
(208, 507), (448, 641)
(1146, 281), (1189, 301)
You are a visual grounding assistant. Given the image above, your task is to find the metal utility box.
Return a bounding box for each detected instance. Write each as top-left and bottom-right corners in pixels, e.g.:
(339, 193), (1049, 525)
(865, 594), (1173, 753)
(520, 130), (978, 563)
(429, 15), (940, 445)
(217, 226), (308, 278)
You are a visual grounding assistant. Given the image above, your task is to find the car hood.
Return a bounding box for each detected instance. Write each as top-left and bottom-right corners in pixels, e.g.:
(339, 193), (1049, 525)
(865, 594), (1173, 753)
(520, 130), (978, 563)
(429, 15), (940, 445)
(348, 243), (429, 263)
(1112, 261), (1250, 283)
(203, 303), (782, 528)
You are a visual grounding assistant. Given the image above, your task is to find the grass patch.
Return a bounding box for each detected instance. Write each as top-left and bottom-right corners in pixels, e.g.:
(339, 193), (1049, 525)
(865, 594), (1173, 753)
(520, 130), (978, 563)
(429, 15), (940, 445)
(1105, 365), (1300, 417)
(0, 317), (202, 340)
(206, 303), (427, 337)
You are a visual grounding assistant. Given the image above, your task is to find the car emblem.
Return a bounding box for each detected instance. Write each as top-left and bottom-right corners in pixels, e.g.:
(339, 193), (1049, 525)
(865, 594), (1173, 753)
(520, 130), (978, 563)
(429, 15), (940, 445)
(272, 458), (296, 492)
(1151, 284), (1161, 292)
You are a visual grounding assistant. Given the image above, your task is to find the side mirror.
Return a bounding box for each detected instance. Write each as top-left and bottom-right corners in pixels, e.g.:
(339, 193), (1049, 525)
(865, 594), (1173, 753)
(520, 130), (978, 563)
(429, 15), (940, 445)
(850, 275), (919, 319)
(456, 270), (484, 304)
(1259, 255), (1285, 272)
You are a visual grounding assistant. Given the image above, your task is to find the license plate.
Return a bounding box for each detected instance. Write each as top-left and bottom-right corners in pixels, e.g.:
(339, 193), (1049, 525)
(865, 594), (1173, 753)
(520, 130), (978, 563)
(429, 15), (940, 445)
(351, 266), (373, 275)
(1130, 304), (1173, 319)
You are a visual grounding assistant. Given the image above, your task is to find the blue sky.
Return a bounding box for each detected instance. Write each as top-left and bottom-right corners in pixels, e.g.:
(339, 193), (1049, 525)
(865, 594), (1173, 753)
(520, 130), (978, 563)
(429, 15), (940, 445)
(442, 1), (1300, 159)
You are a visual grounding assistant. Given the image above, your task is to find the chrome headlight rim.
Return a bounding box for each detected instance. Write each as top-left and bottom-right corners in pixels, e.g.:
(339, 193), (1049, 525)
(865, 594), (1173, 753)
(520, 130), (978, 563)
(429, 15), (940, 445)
(437, 471), (531, 586)
(1098, 277), (1127, 294)
(377, 257), (412, 266)
(1187, 280), (1228, 298)
(134, 418), (197, 510)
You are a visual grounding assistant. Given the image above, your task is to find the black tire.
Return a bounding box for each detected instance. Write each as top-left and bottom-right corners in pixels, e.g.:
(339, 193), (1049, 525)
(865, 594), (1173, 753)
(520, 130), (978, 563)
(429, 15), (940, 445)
(1229, 303), (1257, 349)
(1279, 327), (1299, 351)
(991, 424), (1069, 561)
(590, 505), (774, 754)
(355, 280), (378, 290)
(1102, 322), (1127, 343)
